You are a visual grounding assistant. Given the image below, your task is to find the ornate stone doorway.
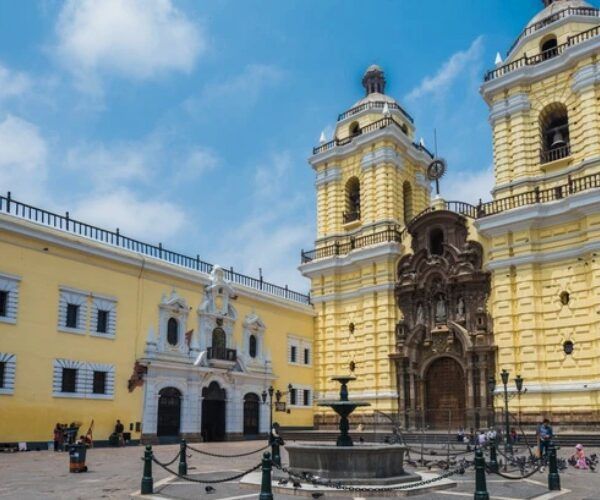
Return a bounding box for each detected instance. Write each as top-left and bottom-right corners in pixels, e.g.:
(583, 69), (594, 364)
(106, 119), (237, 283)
(201, 382), (226, 441)
(425, 357), (466, 430)
(157, 387), (181, 437)
(243, 393), (260, 436)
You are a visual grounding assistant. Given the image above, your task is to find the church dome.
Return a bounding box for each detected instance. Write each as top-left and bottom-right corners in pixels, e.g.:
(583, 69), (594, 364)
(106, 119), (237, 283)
(527, 0), (593, 28)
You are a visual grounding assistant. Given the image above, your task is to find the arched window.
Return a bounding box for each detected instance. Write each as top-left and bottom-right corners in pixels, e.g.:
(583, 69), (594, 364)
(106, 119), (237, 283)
(212, 327), (226, 349)
(429, 228), (444, 256)
(349, 121), (361, 137)
(167, 318), (179, 346)
(540, 35), (558, 60)
(344, 177), (361, 223)
(403, 181), (413, 224)
(249, 334), (257, 358)
(540, 103), (570, 163)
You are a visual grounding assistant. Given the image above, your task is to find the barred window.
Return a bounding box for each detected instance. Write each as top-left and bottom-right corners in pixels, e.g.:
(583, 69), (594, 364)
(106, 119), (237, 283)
(167, 318), (179, 346)
(65, 304), (79, 329)
(290, 346), (297, 363)
(92, 371), (107, 394)
(96, 310), (109, 334)
(0, 361), (5, 388)
(61, 368), (77, 393)
(303, 389), (311, 406)
(304, 348), (310, 365)
(0, 291), (7, 317)
(249, 334), (257, 358)
(0, 354), (16, 394)
(289, 388), (297, 405)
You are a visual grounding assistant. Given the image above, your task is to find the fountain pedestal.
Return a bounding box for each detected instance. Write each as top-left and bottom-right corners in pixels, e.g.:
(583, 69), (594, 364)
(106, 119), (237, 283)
(285, 375), (418, 485)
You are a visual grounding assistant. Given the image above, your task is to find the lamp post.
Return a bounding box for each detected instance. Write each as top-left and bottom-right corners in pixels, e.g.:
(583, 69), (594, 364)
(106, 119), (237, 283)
(261, 385), (275, 430)
(490, 369), (525, 457)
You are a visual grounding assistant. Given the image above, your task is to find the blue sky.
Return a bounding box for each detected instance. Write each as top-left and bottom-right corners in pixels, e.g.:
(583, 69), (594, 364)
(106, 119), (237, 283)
(0, 0), (585, 291)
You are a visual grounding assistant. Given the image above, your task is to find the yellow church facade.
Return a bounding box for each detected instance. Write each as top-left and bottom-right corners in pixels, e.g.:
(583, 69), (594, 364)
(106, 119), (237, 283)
(3, 0), (600, 445)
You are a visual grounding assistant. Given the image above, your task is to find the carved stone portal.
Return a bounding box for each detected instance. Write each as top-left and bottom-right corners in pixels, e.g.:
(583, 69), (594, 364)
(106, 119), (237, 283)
(392, 210), (496, 430)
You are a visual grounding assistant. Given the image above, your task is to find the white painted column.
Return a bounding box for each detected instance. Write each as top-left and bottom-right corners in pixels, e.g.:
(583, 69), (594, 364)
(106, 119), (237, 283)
(181, 382), (199, 434)
(142, 381), (158, 435)
(226, 386), (243, 435)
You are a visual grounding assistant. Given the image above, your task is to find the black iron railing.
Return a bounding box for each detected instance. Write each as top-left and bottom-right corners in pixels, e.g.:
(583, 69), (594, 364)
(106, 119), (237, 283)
(540, 144), (571, 164)
(312, 116), (434, 158)
(207, 347), (237, 361)
(302, 171), (600, 263)
(0, 192), (311, 305)
(506, 6), (599, 57)
(337, 100), (414, 124)
(343, 211), (360, 224)
(485, 25), (600, 82)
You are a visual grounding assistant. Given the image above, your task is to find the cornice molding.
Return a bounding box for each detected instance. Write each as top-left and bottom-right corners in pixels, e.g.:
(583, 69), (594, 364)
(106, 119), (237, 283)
(572, 61), (600, 93)
(299, 242), (403, 278)
(475, 187), (600, 238)
(315, 165), (342, 187)
(360, 147), (404, 172)
(481, 35), (600, 102)
(310, 283), (395, 304)
(488, 93), (531, 125)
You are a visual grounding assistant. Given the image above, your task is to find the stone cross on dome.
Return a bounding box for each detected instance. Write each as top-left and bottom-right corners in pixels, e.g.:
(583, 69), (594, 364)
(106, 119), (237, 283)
(361, 65), (386, 95)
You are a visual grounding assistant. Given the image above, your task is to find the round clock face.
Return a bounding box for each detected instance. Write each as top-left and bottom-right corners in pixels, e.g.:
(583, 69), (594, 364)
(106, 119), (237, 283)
(427, 158), (447, 181)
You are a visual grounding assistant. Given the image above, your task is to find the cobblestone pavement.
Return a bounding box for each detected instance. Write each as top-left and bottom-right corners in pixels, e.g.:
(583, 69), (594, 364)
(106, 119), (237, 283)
(0, 441), (600, 499)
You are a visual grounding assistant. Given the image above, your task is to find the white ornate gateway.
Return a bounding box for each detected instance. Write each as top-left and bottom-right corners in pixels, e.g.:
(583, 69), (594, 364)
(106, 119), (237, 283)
(140, 267), (273, 441)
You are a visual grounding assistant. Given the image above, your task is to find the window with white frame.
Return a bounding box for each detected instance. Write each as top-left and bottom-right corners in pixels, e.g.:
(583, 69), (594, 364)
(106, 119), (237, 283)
(288, 384), (313, 407)
(0, 273), (20, 324)
(53, 359), (114, 399)
(0, 353), (16, 395)
(90, 296), (117, 337)
(287, 335), (312, 366)
(58, 288), (88, 333)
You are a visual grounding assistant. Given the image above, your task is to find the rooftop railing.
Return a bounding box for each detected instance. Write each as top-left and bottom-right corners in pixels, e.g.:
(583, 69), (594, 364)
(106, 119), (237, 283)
(506, 6), (599, 57)
(337, 100), (414, 124)
(485, 24), (600, 82)
(0, 192), (311, 305)
(301, 171), (600, 263)
(313, 116), (434, 157)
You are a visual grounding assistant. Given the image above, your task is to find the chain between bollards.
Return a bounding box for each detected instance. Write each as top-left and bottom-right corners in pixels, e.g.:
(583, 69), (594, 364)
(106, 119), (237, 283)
(474, 449), (489, 500)
(259, 451), (273, 500)
(141, 444), (153, 495)
(547, 443), (561, 491)
(178, 439), (188, 476)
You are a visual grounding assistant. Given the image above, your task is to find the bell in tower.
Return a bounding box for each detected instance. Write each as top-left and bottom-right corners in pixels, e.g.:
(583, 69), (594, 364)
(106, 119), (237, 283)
(361, 65), (386, 95)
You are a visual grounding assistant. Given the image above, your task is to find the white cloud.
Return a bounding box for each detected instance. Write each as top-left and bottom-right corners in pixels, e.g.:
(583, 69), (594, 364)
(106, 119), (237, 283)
(65, 141), (156, 187)
(175, 147), (219, 182)
(443, 166), (494, 204)
(55, 0), (205, 90)
(0, 115), (47, 202)
(72, 188), (187, 242)
(185, 64), (284, 114)
(0, 63), (31, 101)
(406, 36), (484, 101)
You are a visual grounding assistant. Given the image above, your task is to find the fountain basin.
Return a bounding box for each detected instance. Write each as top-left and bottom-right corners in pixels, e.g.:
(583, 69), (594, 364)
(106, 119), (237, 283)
(286, 443), (419, 485)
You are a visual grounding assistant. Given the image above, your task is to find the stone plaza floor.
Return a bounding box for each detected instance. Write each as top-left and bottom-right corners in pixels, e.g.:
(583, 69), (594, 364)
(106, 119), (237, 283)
(0, 441), (599, 499)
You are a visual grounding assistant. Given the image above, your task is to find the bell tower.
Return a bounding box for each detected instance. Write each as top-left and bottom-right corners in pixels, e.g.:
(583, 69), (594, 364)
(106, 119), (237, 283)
(300, 66), (432, 425)
(476, 1), (600, 427)
(482, 0), (600, 198)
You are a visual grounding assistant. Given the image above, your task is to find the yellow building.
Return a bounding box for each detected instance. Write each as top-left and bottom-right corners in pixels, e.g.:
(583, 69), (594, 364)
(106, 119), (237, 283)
(0, 198), (315, 445)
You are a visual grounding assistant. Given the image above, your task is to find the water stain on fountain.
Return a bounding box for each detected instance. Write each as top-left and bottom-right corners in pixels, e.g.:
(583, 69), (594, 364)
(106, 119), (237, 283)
(285, 376), (421, 485)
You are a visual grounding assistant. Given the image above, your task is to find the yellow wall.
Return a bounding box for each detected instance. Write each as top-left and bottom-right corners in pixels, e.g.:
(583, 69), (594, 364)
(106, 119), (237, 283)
(0, 215), (314, 443)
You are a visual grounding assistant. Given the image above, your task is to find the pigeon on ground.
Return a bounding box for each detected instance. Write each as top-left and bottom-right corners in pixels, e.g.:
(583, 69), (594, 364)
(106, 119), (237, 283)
(205, 486), (215, 494)
(292, 480), (302, 488)
(277, 478), (289, 485)
(311, 493), (324, 498)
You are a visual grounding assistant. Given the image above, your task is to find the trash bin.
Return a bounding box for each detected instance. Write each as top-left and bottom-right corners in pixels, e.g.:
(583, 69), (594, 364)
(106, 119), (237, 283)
(68, 444), (87, 473)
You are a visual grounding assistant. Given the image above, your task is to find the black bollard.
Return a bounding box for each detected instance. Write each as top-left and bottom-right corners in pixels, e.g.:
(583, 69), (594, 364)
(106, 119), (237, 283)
(271, 439), (281, 468)
(259, 451), (273, 500)
(178, 439), (188, 476)
(489, 442), (499, 473)
(474, 449), (489, 500)
(547, 443), (561, 491)
(141, 444), (153, 495)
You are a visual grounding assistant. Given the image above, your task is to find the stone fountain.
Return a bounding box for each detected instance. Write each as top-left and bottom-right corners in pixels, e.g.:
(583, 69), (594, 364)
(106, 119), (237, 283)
(285, 376), (418, 485)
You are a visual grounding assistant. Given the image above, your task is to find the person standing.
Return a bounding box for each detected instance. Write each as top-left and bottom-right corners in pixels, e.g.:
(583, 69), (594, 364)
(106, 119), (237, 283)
(115, 420), (125, 446)
(53, 423), (63, 452)
(539, 419), (554, 460)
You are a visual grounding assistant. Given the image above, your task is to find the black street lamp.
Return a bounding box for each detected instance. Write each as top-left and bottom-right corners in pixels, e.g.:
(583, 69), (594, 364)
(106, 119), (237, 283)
(261, 385), (275, 430)
(490, 369), (525, 457)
